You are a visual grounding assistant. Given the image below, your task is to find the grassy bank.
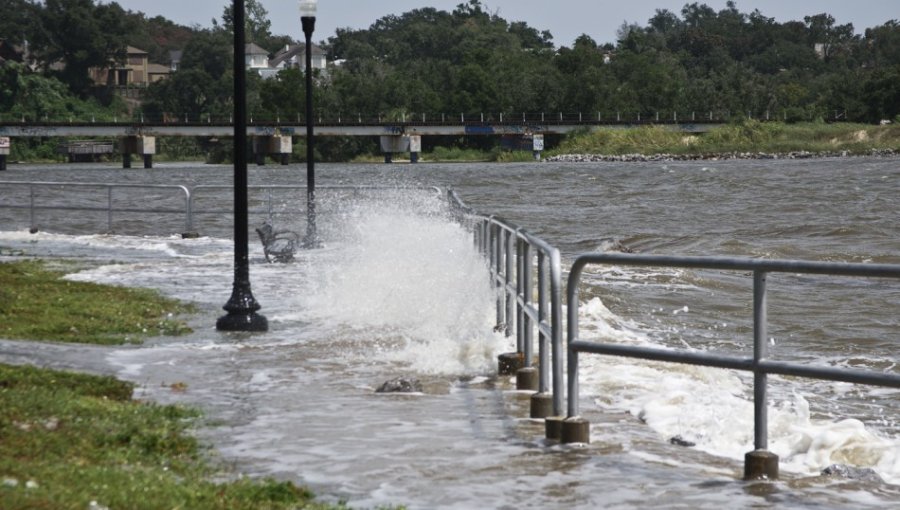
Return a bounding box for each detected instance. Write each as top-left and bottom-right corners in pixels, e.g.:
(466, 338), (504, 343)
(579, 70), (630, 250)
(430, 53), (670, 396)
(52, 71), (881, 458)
(0, 260), (193, 345)
(551, 121), (900, 157)
(0, 259), (354, 508)
(0, 363), (340, 510)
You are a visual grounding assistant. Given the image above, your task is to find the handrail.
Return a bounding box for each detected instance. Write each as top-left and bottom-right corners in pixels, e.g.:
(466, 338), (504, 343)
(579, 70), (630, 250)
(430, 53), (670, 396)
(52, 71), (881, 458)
(0, 181), (191, 233)
(563, 252), (900, 479)
(448, 190), (564, 419)
(0, 181), (440, 236)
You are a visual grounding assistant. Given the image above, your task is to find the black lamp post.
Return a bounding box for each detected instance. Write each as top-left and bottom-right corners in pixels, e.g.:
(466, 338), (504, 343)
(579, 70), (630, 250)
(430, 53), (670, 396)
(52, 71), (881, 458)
(217, 0), (268, 332)
(300, 0), (321, 248)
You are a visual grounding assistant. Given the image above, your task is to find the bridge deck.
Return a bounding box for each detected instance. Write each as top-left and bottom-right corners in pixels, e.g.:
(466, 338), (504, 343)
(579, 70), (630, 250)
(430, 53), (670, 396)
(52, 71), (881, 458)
(0, 121), (721, 138)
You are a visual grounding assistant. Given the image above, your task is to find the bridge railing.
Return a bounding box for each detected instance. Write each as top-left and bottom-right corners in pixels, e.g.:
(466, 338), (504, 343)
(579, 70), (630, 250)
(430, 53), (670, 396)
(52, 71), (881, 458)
(561, 252), (900, 479)
(448, 190), (565, 419)
(0, 109), (851, 127)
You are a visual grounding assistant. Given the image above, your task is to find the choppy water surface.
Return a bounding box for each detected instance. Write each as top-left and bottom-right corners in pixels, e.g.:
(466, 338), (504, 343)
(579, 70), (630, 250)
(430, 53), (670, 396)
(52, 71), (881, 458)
(1, 158), (899, 508)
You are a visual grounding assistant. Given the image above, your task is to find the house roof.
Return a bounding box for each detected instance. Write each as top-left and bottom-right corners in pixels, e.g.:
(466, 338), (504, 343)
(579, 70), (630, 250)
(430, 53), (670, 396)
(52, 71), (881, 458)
(126, 46), (148, 55)
(147, 63), (170, 74)
(245, 43), (269, 56)
(269, 43), (324, 67)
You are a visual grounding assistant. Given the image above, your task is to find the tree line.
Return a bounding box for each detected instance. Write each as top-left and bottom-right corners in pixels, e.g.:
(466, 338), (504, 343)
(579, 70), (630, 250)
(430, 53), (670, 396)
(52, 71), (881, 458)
(1, 0), (899, 158)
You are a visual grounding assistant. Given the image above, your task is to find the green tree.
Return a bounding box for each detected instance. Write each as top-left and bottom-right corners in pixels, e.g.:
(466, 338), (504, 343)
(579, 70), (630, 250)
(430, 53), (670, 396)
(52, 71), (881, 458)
(0, 0), (35, 46)
(142, 28), (232, 121)
(218, 0), (272, 44)
(861, 66), (900, 122)
(30, 0), (133, 95)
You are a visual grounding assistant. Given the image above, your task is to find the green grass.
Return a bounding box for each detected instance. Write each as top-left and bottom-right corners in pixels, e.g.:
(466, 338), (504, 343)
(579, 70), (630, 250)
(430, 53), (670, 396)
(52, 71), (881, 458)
(0, 261), (367, 509)
(0, 260), (194, 345)
(0, 363), (343, 510)
(551, 121), (900, 157)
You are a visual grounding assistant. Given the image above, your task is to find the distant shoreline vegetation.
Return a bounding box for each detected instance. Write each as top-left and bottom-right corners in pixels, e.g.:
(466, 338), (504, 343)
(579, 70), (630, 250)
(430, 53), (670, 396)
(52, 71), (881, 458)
(545, 121), (900, 162)
(2, 0), (900, 165)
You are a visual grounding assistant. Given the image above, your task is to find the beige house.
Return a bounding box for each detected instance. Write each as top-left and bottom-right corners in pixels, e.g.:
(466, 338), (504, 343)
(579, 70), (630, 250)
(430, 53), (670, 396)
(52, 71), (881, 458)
(91, 46), (169, 86)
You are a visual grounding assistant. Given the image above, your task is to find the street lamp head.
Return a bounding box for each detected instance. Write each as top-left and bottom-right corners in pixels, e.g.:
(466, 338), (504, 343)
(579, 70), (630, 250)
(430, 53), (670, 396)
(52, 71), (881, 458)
(299, 0), (317, 18)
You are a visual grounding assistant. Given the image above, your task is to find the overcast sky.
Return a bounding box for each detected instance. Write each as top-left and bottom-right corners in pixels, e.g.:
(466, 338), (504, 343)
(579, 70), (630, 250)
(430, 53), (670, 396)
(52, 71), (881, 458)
(109, 0), (898, 47)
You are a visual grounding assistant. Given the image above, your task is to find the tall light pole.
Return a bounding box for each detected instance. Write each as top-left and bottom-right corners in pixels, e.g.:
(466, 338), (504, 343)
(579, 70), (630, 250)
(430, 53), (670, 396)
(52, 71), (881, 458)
(217, 0), (268, 332)
(300, 0), (321, 248)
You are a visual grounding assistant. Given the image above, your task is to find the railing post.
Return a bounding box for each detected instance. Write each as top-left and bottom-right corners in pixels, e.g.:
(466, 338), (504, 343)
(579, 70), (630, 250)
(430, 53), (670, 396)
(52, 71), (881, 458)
(29, 185), (36, 232)
(183, 186), (196, 237)
(530, 251), (554, 418)
(516, 236), (525, 355)
(554, 259), (590, 443)
(497, 228), (523, 375)
(505, 229), (515, 338)
(106, 186), (113, 233)
(745, 270), (779, 480)
(550, 249), (563, 417)
(492, 223), (504, 329)
(517, 240), (538, 391)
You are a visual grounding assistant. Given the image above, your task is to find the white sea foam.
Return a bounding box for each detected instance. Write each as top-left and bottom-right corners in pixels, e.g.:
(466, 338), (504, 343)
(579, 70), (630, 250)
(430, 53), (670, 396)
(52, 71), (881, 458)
(575, 295), (900, 484)
(297, 193), (509, 375)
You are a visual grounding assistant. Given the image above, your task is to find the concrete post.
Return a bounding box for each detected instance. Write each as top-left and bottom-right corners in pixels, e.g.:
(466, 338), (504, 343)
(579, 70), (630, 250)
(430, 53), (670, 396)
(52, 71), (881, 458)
(530, 393), (553, 418)
(745, 450), (779, 480)
(269, 135), (292, 166)
(253, 135), (270, 166)
(0, 136), (9, 171)
(120, 136), (156, 169)
(409, 135), (421, 163)
(516, 367), (538, 391)
(561, 417), (591, 444)
(139, 136), (155, 169)
(380, 135), (409, 164)
(532, 134), (544, 161)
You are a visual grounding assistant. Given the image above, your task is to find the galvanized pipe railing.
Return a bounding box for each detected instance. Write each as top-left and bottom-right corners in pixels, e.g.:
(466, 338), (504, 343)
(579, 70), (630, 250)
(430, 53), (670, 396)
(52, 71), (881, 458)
(562, 252), (900, 480)
(0, 181), (439, 236)
(448, 190), (564, 419)
(0, 181), (192, 234)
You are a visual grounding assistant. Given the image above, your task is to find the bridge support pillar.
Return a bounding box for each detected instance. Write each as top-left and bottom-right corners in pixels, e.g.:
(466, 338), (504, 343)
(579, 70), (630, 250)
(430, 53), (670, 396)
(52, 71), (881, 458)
(380, 135), (410, 164)
(532, 134), (544, 161)
(253, 135), (292, 166)
(409, 135), (421, 164)
(120, 136), (156, 169)
(0, 136), (9, 171)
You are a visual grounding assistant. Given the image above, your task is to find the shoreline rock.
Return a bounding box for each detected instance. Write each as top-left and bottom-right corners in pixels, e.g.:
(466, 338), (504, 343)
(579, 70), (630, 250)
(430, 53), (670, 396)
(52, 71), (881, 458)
(544, 148), (897, 163)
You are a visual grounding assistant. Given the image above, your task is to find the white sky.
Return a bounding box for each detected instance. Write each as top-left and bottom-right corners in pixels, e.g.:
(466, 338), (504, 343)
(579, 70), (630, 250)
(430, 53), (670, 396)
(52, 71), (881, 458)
(109, 1), (899, 47)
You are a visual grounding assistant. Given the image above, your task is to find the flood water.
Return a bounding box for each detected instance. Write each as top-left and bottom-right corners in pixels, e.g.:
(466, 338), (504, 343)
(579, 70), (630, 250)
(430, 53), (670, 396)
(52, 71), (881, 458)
(1, 157), (899, 508)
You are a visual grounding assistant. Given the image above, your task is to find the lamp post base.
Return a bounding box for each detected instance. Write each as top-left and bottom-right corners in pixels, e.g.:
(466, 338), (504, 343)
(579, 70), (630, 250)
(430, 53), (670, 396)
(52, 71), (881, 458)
(216, 311), (268, 332)
(216, 283), (268, 332)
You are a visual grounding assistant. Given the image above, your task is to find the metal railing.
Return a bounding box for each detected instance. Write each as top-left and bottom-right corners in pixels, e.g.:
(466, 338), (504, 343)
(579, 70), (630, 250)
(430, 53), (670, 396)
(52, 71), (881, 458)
(563, 252), (900, 478)
(0, 181), (440, 236)
(0, 181), (192, 234)
(449, 190), (564, 419)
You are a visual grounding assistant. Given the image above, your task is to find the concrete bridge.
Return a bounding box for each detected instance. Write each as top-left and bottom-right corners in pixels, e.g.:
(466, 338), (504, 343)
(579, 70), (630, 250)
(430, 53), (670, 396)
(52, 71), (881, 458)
(0, 118), (724, 168)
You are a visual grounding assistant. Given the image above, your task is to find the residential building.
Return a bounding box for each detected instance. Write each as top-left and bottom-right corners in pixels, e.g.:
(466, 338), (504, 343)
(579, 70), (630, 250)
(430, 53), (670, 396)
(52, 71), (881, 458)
(90, 46), (155, 87)
(269, 43), (327, 72)
(245, 43), (270, 70)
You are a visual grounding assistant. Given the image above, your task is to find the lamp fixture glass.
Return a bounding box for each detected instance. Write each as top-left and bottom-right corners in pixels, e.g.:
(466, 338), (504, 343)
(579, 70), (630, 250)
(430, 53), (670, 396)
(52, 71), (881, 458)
(299, 0), (317, 18)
